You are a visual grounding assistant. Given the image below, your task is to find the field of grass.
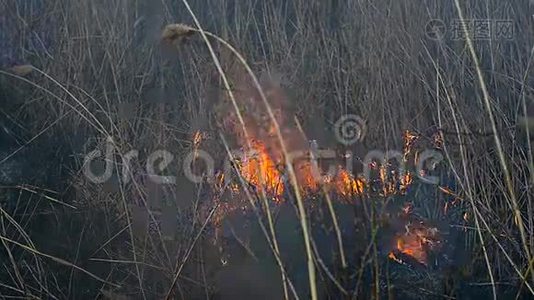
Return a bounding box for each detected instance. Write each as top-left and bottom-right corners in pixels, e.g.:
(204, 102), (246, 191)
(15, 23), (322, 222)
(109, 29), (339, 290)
(1, 0), (534, 299)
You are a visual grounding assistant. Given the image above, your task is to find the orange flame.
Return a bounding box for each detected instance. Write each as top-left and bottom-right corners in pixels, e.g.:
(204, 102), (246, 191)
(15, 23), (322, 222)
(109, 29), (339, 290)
(226, 136), (417, 200)
(335, 168), (365, 197)
(238, 140), (284, 197)
(389, 224), (440, 266)
(394, 234), (428, 265)
(234, 139), (368, 198)
(403, 130), (419, 161)
(296, 161), (321, 193)
(193, 130), (203, 147)
(399, 172), (413, 195)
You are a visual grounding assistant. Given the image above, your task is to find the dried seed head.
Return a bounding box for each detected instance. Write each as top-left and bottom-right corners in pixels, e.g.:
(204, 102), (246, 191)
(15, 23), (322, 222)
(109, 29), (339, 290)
(9, 64), (33, 76)
(161, 23), (196, 43)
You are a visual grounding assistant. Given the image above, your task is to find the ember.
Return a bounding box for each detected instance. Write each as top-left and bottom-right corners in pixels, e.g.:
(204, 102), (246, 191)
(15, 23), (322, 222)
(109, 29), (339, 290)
(389, 222), (441, 266)
(395, 233), (428, 265)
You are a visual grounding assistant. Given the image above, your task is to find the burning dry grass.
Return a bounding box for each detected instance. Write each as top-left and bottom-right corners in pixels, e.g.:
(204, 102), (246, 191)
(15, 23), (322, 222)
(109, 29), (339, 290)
(237, 139), (285, 197)
(203, 92), (447, 267)
(389, 221), (442, 266)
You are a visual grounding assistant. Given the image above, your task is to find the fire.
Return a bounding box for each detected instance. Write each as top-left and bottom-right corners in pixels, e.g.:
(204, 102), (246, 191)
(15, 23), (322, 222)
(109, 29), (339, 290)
(388, 252), (406, 265)
(394, 234), (428, 265)
(215, 75), (418, 200)
(402, 202), (413, 215)
(238, 140), (284, 197)
(389, 223), (441, 266)
(432, 130), (444, 149)
(403, 130), (419, 161)
(234, 140), (366, 198)
(203, 70), (453, 270)
(334, 168), (365, 197)
(192, 130), (204, 159)
(399, 171), (413, 195)
(295, 160), (321, 193)
(376, 165), (399, 197)
(216, 126), (422, 201)
(193, 130), (203, 147)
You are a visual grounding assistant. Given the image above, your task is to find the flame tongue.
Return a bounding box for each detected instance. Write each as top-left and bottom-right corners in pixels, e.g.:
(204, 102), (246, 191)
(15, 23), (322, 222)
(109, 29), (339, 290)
(335, 168), (365, 197)
(389, 223), (441, 266)
(395, 234), (428, 265)
(236, 139), (368, 198)
(239, 140), (284, 197)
